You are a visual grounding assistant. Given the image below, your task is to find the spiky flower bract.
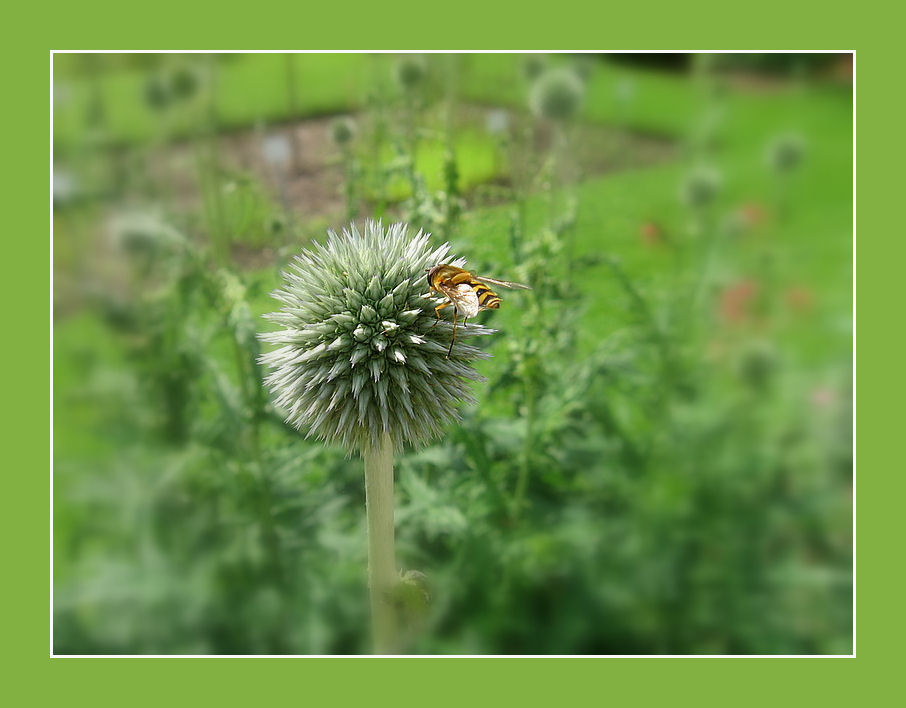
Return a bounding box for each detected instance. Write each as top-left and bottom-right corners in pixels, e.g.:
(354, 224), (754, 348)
(331, 116), (356, 147)
(522, 54), (546, 81)
(767, 133), (806, 173)
(530, 67), (584, 122)
(680, 165), (722, 208)
(394, 56), (426, 91)
(260, 221), (493, 453)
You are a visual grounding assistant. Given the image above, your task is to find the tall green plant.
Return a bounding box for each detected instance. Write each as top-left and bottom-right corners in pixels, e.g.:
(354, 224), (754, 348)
(260, 221), (494, 652)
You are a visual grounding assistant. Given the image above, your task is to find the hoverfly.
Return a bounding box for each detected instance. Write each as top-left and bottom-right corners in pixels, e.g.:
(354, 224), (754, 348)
(426, 264), (531, 358)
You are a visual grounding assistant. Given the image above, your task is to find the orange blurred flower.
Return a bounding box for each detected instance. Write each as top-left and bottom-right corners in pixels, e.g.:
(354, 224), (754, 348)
(719, 279), (760, 324)
(640, 220), (664, 247)
(811, 386), (835, 410)
(785, 285), (815, 314)
(738, 202), (768, 228)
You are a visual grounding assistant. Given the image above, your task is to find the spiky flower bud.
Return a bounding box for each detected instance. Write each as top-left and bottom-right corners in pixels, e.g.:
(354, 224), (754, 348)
(767, 133), (806, 173)
(530, 68), (585, 121)
(680, 165), (722, 208)
(737, 340), (778, 392)
(522, 54), (546, 81)
(260, 221), (493, 453)
(170, 64), (201, 101)
(331, 116), (356, 147)
(108, 210), (186, 262)
(394, 56), (426, 91)
(144, 74), (171, 112)
(262, 133), (291, 168)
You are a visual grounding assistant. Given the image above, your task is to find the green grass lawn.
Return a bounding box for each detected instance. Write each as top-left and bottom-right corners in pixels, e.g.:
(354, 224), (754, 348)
(54, 54), (370, 148)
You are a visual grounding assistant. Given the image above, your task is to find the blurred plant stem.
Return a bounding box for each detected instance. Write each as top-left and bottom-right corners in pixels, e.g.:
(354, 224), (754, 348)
(341, 146), (360, 222)
(403, 94), (420, 200)
(198, 56), (229, 263)
(364, 431), (399, 653)
(690, 208), (720, 315)
(284, 54), (304, 175)
(195, 145), (227, 263)
(366, 59), (390, 217)
(440, 57), (462, 241)
(513, 370), (538, 520)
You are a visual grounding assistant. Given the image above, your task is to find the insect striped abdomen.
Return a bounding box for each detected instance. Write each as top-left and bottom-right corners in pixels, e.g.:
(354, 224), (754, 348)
(475, 285), (501, 309)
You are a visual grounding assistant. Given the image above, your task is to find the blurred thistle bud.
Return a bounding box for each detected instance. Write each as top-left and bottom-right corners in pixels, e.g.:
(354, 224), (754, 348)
(485, 109), (510, 136)
(108, 210), (186, 268)
(767, 133), (806, 173)
(53, 168), (78, 206)
(169, 65), (201, 102)
(260, 221), (493, 453)
(680, 165), (722, 208)
(268, 214), (286, 237)
(331, 116), (356, 147)
(530, 68), (585, 122)
(736, 340), (778, 392)
(394, 56), (426, 92)
(392, 569), (431, 622)
(144, 73), (171, 112)
(522, 54), (546, 81)
(572, 55), (596, 83)
(262, 133), (292, 168)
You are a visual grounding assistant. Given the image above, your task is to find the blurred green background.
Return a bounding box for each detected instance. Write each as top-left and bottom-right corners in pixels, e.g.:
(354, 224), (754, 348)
(52, 52), (853, 654)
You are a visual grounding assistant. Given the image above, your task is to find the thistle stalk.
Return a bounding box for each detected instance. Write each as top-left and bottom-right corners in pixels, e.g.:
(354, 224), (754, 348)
(259, 220), (494, 653)
(364, 431), (397, 653)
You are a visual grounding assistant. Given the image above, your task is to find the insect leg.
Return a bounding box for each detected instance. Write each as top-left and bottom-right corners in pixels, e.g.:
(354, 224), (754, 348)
(446, 307), (458, 358)
(432, 300), (451, 329)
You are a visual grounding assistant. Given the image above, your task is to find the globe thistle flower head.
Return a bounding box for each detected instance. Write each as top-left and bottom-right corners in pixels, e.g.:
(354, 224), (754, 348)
(485, 109), (510, 137)
(736, 339), (778, 392)
(530, 68), (585, 121)
(169, 64), (201, 102)
(680, 165), (722, 208)
(331, 116), (356, 147)
(108, 210), (186, 264)
(522, 54), (546, 81)
(767, 133), (806, 173)
(144, 73), (171, 112)
(262, 133), (291, 168)
(260, 221), (494, 453)
(53, 168), (78, 206)
(394, 56), (427, 92)
(572, 55), (596, 84)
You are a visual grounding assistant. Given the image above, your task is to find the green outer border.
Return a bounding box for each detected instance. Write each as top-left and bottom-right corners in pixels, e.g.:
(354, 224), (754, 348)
(7, 0), (882, 701)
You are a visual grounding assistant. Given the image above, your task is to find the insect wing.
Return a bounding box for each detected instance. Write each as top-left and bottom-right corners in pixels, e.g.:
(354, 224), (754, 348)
(474, 275), (532, 290)
(441, 282), (481, 318)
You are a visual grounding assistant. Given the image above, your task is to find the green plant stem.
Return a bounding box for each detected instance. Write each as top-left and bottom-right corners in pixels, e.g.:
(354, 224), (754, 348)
(363, 431), (398, 653)
(690, 208), (719, 315)
(514, 370), (538, 519)
(284, 54), (303, 175)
